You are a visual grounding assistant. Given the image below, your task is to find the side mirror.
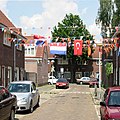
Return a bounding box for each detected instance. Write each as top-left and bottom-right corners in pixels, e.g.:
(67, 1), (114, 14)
(32, 90), (36, 94)
(100, 101), (106, 106)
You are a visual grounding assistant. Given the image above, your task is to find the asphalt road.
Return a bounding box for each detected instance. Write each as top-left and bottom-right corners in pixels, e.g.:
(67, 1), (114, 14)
(16, 84), (100, 120)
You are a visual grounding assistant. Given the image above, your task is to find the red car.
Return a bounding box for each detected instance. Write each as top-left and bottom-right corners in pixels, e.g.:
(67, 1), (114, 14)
(89, 78), (99, 88)
(100, 86), (120, 120)
(56, 78), (69, 89)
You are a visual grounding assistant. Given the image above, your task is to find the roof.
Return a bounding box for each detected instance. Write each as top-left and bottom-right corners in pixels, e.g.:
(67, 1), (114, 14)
(0, 10), (15, 28)
(0, 10), (26, 40)
(10, 81), (33, 84)
(108, 86), (120, 91)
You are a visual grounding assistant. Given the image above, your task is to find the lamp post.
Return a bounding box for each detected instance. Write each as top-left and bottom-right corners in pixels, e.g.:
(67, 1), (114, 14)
(51, 60), (55, 84)
(97, 43), (102, 99)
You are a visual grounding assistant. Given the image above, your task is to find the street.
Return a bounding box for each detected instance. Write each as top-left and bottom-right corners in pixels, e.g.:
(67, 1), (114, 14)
(16, 84), (100, 120)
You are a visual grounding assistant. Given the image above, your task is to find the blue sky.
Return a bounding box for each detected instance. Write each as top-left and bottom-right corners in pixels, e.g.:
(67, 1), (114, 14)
(0, 0), (101, 42)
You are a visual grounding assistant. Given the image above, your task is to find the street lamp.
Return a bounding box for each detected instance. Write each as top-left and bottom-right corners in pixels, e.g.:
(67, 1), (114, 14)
(51, 60), (55, 84)
(97, 43), (102, 99)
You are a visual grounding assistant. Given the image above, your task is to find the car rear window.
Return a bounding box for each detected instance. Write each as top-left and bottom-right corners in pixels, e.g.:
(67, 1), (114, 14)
(57, 78), (67, 82)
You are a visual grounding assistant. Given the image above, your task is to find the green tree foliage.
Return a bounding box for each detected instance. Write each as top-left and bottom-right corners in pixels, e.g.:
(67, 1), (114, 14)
(51, 13), (94, 63)
(96, 0), (114, 38)
(105, 62), (113, 78)
(96, 0), (120, 37)
(112, 0), (120, 27)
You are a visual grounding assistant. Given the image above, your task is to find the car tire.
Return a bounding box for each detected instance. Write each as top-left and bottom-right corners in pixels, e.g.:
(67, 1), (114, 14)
(9, 109), (15, 120)
(36, 96), (40, 107)
(80, 82), (82, 85)
(56, 86), (58, 89)
(48, 82), (51, 85)
(29, 101), (33, 113)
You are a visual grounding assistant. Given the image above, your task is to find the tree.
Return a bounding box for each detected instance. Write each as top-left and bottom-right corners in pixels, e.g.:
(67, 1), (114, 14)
(105, 62), (113, 78)
(96, 0), (114, 38)
(51, 13), (94, 63)
(96, 0), (120, 37)
(51, 13), (95, 82)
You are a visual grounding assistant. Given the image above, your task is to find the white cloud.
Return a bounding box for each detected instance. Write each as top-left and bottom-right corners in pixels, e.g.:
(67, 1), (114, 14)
(87, 23), (102, 43)
(20, 0), (80, 36)
(0, 0), (8, 15)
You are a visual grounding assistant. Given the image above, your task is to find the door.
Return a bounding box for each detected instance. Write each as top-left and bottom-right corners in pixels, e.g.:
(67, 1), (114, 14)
(0, 87), (13, 120)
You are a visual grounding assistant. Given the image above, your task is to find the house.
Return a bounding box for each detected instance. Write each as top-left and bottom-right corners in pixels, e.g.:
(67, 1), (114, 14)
(0, 10), (26, 87)
(24, 36), (48, 86)
(50, 43), (101, 83)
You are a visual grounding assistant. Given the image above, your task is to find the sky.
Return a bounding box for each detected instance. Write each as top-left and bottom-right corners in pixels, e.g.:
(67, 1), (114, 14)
(0, 0), (102, 42)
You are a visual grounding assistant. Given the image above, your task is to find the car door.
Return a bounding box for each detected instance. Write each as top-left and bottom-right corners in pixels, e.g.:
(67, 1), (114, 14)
(100, 89), (109, 118)
(31, 82), (38, 106)
(0, 87), (13, 120)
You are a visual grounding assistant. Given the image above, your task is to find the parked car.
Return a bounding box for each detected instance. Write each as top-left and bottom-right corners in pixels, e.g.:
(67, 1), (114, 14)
(100, 86), (120, 120)
(8, 81), (40, 113)
(56, 78), (69, 89)
(76, 77), (90, 84)
(88, 78), (99, 88)
(48, 76), (58, 84)
(0, 86), (17, 120)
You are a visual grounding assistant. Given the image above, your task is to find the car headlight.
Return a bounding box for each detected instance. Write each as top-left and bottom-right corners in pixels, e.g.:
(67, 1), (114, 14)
(20, 97), (28, 102)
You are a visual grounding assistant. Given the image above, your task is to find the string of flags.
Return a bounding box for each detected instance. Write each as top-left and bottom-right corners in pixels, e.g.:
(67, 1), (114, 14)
(1, 26), (120, 56)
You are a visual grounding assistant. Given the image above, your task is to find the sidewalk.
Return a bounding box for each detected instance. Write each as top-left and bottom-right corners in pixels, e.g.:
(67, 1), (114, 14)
(90, 87), (105, 105)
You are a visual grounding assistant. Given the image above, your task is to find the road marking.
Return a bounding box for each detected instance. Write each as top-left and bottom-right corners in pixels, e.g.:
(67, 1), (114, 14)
(60, 91), (91, 94)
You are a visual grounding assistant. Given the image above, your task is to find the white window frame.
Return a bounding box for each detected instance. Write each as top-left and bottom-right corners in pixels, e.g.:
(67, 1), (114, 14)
(3, 32), (11, 46)
(8, 66), (12, 84)
(25, 46), (36, 56)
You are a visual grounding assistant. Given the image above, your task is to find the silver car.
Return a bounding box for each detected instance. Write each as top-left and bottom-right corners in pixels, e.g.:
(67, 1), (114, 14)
(8, 81), (40, 113)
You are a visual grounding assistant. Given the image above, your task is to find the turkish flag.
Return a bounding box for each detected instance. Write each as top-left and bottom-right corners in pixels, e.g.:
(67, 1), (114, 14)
(74, 40), (83, 55)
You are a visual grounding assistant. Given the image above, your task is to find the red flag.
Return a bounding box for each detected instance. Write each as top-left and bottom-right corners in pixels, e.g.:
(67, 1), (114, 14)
(33, 35), (45, 39)
(74, 40), (83, 55)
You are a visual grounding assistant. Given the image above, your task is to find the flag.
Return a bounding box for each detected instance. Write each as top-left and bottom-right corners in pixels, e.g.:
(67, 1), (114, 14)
(35, 40), (45, 46)
(74, 40), (83, 55)
(50, 42), (67, 55)
(33, 35), (45, 39)
(88, 46), (91, 56)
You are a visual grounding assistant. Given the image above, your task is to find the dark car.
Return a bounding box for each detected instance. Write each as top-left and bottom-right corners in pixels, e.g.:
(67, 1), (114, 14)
(56, 78), (69, 89)
(0, 86), (17, 120)
(100, 86), (120, 120)
(89, 78), (99, 88)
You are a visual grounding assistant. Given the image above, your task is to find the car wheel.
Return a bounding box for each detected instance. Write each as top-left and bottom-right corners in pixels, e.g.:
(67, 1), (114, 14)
(29, 101), (33, 113)
(36, 96), (40, 107)
(48, 82), (51, 85)
(56, 86), (58, 89)
(80, 82), (82, 85)
(9, 109), (15, 120)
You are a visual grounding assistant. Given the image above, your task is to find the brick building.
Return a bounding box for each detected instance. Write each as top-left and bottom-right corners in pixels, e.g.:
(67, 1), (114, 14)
(24, 36), (48, 86)
(0, 10), (26, 87)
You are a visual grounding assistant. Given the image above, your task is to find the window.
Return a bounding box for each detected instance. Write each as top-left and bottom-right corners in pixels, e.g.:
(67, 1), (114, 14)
(58, 58), (68, 64)
(25, 46), (35, 56)
(0, 87), (10, 101)
(3, 32), (11, 46)
(96, 60), (102, 65)
(8, 67), (12, 84)
(31, 48), (34, 55)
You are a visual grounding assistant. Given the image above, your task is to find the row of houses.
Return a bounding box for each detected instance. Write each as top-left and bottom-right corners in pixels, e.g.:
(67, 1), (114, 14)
(0, 10), (102, 87)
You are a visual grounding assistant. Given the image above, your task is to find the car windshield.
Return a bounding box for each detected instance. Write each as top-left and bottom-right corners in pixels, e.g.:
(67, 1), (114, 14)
(108, 91), (120, 106)
(8, 83), (30, 93)
(57, 78), (67, 82)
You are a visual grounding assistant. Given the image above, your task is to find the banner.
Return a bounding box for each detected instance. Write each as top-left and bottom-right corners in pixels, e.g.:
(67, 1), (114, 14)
(74, 40), (83, 55)
(50, 42), (67, 55)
